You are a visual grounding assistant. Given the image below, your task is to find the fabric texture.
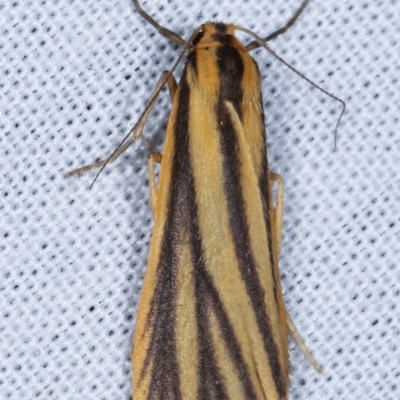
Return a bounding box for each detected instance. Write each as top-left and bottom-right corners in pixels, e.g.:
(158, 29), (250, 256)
(1, 0), (399, 399)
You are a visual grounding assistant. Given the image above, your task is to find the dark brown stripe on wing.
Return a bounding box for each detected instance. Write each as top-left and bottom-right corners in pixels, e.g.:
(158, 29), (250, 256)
(154, 72), (229, 400)
(183, 154), (258, 399)
(181, 45), (259, 398)
(141, 68), (195, 400)
(192, 236), (229, 399)
(216, 47), (287, 398)
(191, 237), (259, 400)
(216, 44), (244, 115)
(258, 137), (280, 307)
(253, 67), (280, 307)
(174, 69), (249, 400)
(186, 48), (198, 78)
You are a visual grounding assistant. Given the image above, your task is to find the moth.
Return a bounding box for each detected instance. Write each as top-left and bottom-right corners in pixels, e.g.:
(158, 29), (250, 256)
(68, 0), (344, 398)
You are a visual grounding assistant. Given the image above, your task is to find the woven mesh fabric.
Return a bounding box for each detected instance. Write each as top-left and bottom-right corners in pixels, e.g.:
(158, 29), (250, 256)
(1, 0), (399, 399)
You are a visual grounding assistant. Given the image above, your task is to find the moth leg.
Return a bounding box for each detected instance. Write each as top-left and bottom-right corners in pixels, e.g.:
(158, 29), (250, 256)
(66, 70), (174, 178)
(166, 73), (177, 100)
(146, 74), (175, 212)
(269, 172), (284, 259)
(147, 153), (162, 214)
(269, 172), (323, 374)
(286, 315), (323, 373)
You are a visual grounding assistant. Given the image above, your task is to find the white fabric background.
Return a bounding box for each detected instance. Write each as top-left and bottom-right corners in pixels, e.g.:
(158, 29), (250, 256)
(1, 0), (399, 399)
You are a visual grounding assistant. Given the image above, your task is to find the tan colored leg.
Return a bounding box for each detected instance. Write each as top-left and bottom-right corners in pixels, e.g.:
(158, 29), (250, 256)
(147, 153), (162, 214)
(66, 71), (177, 179)
(287, 315), (323, 373)
(145, 73), (177, 212)
(166, 73), (177, 100)
(269, 172), (323, 374)
(269, 172), (284, 258)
